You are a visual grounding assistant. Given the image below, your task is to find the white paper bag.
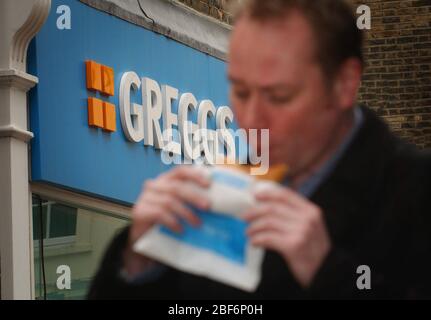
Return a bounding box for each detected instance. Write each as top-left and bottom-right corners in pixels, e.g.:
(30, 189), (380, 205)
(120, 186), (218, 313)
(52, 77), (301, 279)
(133, 165), (278, 292)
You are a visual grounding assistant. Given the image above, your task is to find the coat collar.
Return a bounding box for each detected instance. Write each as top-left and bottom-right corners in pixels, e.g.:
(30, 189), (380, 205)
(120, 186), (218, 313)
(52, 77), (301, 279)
(310, 105), (399, 244)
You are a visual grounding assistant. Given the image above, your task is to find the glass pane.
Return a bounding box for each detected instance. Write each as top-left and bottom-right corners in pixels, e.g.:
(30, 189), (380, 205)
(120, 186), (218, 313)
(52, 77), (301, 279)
(32, 197), (48, 240)
(49, 203), (77, 238)
(32, 195), (130, 300)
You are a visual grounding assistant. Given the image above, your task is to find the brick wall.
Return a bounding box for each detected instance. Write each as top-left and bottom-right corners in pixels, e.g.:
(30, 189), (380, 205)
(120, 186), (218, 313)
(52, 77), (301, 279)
(178, 0), (431, 149)
(351, 0), (431, 149)
(177, 0), (239, 24)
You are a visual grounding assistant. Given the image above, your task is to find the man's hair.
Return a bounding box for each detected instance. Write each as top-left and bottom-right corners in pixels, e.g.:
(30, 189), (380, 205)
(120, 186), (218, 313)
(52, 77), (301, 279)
(233, 0), (364, 81)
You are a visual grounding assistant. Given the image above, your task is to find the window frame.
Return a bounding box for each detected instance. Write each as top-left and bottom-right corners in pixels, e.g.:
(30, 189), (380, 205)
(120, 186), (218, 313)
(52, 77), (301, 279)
(30, 182), (132, 299)
(32, 200), (78, 247)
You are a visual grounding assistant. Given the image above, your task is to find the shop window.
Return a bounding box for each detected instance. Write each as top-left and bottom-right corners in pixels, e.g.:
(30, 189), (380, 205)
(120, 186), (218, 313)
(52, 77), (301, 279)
(33, 199), (77, 246)
(32, 194), (129, 300)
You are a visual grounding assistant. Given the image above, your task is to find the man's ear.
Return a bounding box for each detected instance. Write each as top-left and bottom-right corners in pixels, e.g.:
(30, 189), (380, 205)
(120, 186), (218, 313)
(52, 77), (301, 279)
(333, 58), (362, 111)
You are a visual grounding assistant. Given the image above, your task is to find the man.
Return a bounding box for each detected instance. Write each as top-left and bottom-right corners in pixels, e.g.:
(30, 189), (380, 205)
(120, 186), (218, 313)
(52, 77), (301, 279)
(88, 0), (431, 299)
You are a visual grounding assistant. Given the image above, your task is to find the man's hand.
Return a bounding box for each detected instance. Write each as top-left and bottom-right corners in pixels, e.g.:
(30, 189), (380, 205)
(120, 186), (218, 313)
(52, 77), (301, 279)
(244, 186), (331, 288)
(124, 166), (210, 276)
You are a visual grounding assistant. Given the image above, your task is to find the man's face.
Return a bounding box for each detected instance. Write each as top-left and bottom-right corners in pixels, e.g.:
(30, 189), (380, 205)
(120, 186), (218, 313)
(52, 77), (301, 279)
(228, 11), (347, 175)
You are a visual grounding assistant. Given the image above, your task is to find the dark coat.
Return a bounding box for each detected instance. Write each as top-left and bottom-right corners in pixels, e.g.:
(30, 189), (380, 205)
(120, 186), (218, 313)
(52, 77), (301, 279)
(88, 106), (431, 299)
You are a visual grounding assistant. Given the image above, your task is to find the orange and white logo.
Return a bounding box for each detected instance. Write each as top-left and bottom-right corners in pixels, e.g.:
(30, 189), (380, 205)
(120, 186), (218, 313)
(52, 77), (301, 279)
(85, 60), (116, 132)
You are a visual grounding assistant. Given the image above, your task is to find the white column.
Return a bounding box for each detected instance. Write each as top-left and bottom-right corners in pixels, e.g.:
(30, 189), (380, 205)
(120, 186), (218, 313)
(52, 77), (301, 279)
(0, 0), (51, 300)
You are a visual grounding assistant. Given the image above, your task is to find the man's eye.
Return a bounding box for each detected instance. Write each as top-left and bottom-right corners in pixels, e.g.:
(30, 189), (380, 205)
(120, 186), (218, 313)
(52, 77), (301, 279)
(233, 90), (250, 101)
(267, 95), (292, 105)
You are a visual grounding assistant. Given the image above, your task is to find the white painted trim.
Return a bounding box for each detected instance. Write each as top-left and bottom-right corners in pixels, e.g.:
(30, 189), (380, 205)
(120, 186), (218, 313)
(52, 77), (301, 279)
(80, 0), (231, 61)
(28, 188), (36, 299)
(33, 242), (93, 258)
(0, 125), (34, 143)
(11, 0), (51, 70)
(34, 236), (77, 248)
(0, 0), (51, 300)
(0, 69), (38, 91)
(30, 183), (132, 220)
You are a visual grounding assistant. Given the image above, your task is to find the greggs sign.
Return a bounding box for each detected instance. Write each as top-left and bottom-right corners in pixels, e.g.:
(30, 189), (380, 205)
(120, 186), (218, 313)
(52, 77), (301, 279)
(85, 60), (235, 160)
(29, 0), (231, 204)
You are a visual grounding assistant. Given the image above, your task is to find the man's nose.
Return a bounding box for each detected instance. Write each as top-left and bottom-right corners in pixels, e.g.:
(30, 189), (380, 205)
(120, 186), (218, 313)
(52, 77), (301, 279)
(243, 93), (267, 129)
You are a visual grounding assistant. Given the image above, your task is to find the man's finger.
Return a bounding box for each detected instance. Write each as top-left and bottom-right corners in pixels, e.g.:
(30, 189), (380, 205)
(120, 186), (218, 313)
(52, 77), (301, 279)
(144, 191), (201, 226)
(254, 186), (310, 209)
(247, 215), (294, 236)
(159, 166), (210, 188)
(156, 212), (184, 233)
(242, 203), (298, 222)
(134, 204), (183, 233)
(146, 180), (210, 210)
(249, 231), (284, 252)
